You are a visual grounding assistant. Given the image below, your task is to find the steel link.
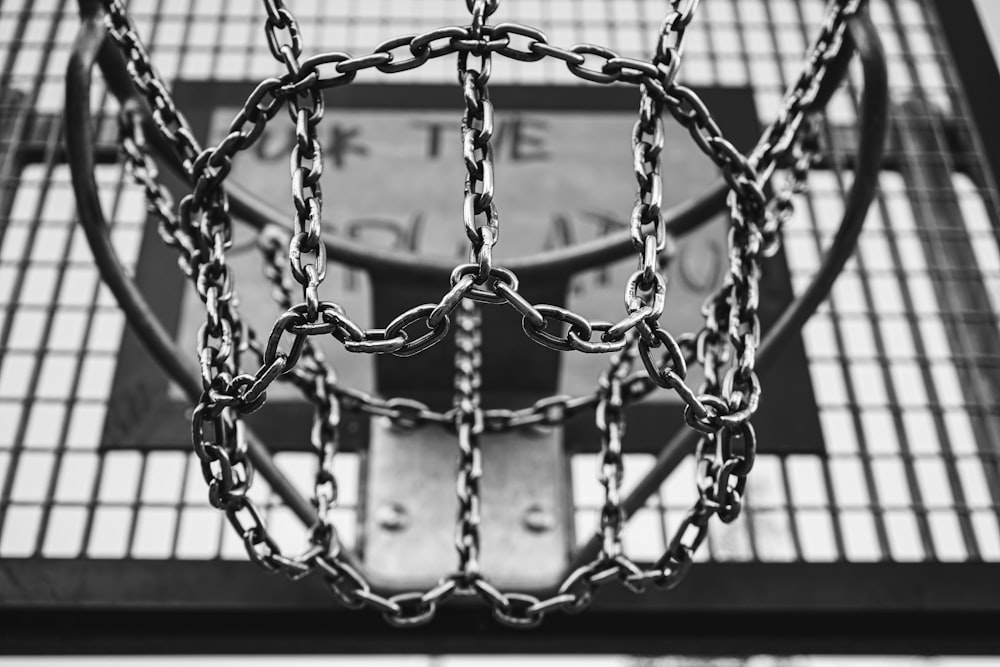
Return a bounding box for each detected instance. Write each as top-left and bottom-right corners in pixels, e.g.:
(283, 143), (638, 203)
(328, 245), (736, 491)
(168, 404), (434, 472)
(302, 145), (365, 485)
(384, 592), (437, 627)
(522, 304), (594, 353)
(492, 593), (544, 628)
(555, 564), (597, 612)
(638, 326), (688, 390)
(492, 23), (547, 61)
(566, 44), (621, 84)
(385, 304), (451, 357)
(528, 42), (586, 67)
(567, 321), (629, 354)
(374, 34), (432, 73)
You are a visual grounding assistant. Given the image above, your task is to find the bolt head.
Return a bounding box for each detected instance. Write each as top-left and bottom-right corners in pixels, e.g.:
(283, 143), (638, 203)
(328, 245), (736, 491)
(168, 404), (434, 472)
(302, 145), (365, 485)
(522, 504), (555, 533)
(375, 502), (408, 532)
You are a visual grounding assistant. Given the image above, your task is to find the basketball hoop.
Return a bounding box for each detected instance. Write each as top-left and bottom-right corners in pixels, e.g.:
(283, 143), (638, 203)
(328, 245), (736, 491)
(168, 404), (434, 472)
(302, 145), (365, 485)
(65, 0), (887, 627)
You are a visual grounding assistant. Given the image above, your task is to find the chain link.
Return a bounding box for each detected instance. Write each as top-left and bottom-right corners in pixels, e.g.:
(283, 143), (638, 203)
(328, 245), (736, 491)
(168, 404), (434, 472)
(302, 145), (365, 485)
(102, 0), (861, 628)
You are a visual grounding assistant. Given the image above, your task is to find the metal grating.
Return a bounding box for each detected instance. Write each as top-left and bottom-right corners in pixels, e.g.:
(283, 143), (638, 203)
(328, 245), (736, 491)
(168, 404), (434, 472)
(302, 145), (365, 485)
(0, 0), (998, 610)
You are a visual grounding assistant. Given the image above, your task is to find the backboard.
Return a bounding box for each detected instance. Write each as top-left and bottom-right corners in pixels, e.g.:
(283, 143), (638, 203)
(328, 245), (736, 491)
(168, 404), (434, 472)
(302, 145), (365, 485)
(0, 0), (999, 655)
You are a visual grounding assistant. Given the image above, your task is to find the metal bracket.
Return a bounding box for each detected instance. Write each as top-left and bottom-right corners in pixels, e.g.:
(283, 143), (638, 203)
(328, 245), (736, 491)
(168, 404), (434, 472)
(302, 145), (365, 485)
(362, 417), (571, 591)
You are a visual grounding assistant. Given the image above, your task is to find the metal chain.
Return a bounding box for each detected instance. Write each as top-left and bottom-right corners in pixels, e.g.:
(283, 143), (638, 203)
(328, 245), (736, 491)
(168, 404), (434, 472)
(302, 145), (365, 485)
(459, 7), (499, 284)
(101, 0), (860, 628)
(626, 89), (669, 336)
(118, 102), (196, 273)
(262, 0), (330, 325)
(103, 1), (200, 171)
(627, 0), (698, 336)
(108, 0), (340, 592)
(762, 113), (824, 256)
(255, 227), (343, 553)
(690, 0), (860, 450)
(255, 225), (595, 430)
(465, 1), (499, 270)
(626, 0), (699, 286)
(593, 334), (645, 588)
(624, 0), (700, 427)
(752, 0), (862, 178)
(453, 299), (485, 584)
(257, 224), (689, 442)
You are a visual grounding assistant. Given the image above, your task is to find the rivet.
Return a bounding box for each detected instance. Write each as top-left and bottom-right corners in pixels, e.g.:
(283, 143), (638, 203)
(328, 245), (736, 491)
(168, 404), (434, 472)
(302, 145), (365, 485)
(375, 502), (408, 532)
(522, 504), (555, 533)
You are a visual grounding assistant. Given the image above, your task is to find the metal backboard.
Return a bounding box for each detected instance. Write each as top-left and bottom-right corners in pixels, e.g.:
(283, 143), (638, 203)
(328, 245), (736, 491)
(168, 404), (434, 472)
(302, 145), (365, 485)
(0, 0), (999, 655)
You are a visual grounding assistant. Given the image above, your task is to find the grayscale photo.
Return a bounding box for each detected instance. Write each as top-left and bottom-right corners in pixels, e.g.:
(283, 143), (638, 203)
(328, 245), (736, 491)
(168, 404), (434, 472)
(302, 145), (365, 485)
(0, 1), (997, 664)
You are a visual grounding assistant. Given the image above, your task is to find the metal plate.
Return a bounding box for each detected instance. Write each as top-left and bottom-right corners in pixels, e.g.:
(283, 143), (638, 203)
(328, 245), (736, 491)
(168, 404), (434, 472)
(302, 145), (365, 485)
(363, 418), (569, 590)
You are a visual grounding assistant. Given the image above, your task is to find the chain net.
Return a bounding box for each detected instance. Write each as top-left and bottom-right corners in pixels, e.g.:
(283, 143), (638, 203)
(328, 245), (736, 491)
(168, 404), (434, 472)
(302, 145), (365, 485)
(99, 0), (860, 627)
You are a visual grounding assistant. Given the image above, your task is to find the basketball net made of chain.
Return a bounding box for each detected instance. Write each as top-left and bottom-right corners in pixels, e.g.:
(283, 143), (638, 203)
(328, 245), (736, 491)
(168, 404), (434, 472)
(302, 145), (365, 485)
(103, 0), (858, 628)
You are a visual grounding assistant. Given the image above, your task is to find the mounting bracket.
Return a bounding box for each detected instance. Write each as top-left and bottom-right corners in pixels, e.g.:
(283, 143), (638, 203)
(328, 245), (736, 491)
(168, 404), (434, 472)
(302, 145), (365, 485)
(362, 417), (572, 591)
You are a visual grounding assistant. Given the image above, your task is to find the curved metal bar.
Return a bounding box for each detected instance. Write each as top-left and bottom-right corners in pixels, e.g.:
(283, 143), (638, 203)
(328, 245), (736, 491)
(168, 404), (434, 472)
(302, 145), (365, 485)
(79, 0), (866, 287)
(64, 13), (322, 535)
(77, 12), (731, 283)
(567, 6), (890, 573)
(163, 14), (859, 281)
(121, 47), (857, 283)
(79, 0), (861, 284)
(224, 178), (729, 281)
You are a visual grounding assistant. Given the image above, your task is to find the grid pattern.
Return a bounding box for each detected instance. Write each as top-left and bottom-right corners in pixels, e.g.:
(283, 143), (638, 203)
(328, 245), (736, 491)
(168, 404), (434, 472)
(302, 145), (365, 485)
(0, 0), (998, 573)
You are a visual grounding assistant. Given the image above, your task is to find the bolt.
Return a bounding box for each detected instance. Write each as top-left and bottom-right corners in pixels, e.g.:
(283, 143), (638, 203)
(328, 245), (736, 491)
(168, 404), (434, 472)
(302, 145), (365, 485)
(522, 504), (555, 533)
(375, 502), (408, 532)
